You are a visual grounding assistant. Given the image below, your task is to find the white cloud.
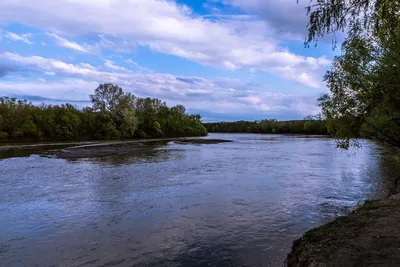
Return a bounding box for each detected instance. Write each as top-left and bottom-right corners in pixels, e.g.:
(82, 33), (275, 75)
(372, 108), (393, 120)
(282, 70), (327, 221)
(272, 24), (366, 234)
(223, 61), (238, 71)
(0, 52), (321, 119)
(45, 33), (98, 53)
(0, 78), (97, 101)
(0, 0), (329, 88)
(104, 59), (128, 72)
(125, 59), (153, 73)
(221, 0), (344, 43)
(98, 34), (131, 53)
(221, 0), (309, 38)
(78, 63), (96, 70)
(1, 52), (99, 77)
(4, 31), (33, 44)
(125, 59), (137, 66)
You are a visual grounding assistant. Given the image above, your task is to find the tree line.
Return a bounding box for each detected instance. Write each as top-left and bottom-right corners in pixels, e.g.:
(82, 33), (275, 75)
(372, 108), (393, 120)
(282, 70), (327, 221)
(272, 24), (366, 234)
(0, 84), (207, 141)
(204, 116), (328, 135)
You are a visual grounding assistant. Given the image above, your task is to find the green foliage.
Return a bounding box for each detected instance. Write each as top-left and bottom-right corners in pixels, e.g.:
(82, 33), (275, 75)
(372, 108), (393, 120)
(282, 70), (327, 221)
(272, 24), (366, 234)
(205, 116), (327, 135)
(306, 0), (400, 148)
(103, 122), (121, 139)
(0, 84), (207, 141)
(0, 132), (9, 139)
(151, 121), (163, 137)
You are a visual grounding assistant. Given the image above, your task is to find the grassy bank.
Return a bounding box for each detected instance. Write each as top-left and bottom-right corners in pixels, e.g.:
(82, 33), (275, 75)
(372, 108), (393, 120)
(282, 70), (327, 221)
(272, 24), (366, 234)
(286, 196), (400, 266)
(286, 152), (400, 266)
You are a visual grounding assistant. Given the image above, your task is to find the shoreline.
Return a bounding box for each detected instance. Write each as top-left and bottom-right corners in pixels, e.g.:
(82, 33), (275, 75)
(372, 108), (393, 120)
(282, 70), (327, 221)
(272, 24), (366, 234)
(286, 165), (400, 266)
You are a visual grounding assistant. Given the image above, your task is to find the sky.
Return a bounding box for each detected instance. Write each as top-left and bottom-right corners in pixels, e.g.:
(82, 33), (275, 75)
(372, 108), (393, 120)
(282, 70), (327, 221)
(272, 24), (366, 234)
(0, 0), (337, 121)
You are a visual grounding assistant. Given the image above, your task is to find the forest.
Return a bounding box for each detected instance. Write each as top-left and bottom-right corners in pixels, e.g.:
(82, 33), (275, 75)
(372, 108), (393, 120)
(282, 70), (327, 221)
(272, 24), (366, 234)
(204, 116), (328, 135)
(0, 84), (207, 141)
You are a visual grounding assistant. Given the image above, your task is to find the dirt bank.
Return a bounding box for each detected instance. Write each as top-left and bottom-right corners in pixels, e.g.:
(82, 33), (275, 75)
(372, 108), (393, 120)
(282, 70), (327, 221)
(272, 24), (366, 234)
(286, 194), (400, 266)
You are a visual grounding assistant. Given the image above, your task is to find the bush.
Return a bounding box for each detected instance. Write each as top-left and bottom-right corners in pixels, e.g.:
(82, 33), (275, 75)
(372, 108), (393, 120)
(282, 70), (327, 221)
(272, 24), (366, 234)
(0, 132), (9, 139)
(12, 131), (24, 139)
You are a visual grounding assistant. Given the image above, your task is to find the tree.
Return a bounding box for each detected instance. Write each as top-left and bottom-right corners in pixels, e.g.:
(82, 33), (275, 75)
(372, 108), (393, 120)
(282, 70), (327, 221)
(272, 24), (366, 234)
(120, 108), (138, 138)
(90, 83), (138, 138)
(304, 0), (400, 148)
(171, 105), (186, 115)
(90, 84), (125, 115)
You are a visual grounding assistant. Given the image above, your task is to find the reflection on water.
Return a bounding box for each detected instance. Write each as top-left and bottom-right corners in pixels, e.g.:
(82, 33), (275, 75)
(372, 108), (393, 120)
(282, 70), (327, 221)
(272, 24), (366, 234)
(0, 134), (393, 266)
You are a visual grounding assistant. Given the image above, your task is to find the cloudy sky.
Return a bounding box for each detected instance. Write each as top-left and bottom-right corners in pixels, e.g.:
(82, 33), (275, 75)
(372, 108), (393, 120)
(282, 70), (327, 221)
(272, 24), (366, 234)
(0, 0), (336, 121)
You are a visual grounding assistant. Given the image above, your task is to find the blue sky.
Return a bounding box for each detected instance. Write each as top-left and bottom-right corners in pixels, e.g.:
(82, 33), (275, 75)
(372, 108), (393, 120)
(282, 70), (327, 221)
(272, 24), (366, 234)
(0, 0), (336, 121)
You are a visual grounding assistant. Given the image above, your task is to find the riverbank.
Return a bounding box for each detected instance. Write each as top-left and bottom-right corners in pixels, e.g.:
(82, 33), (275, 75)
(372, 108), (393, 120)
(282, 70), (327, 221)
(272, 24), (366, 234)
(286, 153), (400, 266)
(286, 195), (400, 266)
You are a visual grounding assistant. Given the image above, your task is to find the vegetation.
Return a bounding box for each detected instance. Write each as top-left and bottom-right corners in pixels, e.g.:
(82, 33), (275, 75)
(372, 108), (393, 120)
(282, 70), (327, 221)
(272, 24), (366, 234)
(0, 84), (207, 141)
(304, 0), (400, 148)
(205, 116), (327, 135)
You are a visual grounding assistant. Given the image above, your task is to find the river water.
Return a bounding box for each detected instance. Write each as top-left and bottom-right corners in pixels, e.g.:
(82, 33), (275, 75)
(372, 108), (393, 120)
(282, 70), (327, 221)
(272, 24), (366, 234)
(0, 134), (392, 266)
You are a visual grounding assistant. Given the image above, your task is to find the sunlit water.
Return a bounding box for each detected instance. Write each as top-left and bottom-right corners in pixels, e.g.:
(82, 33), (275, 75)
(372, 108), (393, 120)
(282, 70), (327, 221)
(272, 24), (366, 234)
(0, 134), (392, 266)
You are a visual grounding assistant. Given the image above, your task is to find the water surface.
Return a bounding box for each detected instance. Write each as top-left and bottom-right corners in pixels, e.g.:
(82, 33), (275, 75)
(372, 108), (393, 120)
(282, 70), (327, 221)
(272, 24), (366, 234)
(0, 134), (392, 266)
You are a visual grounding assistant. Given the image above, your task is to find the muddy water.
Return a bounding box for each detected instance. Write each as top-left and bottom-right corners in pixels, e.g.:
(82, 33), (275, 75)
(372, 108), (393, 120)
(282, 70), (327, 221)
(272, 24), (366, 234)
(0, 134), (392, 266)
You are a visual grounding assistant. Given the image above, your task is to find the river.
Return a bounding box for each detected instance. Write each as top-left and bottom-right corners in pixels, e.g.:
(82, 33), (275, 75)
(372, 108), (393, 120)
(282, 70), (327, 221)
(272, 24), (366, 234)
(0, 133), (392, 266)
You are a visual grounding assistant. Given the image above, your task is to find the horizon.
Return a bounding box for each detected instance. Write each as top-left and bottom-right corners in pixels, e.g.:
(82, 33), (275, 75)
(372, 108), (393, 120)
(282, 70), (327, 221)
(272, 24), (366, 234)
(0, 0), (338, 121)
